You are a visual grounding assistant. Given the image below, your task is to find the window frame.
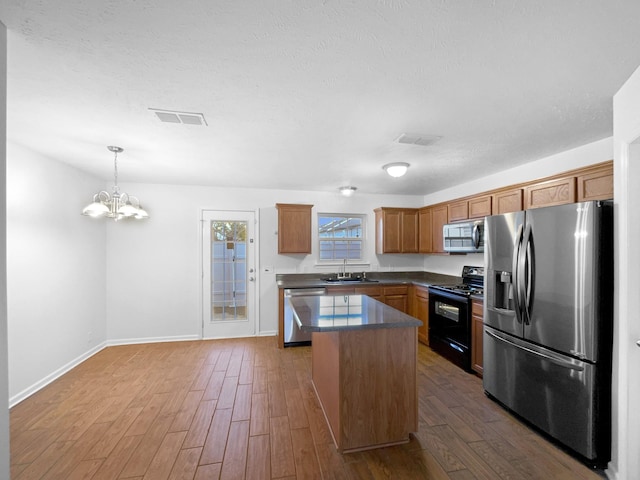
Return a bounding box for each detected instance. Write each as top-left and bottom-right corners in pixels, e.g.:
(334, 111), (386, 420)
(317, 212), (366, 262)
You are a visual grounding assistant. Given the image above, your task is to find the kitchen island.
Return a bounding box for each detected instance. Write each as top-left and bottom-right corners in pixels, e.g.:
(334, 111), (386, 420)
(290, 294), (421, 453)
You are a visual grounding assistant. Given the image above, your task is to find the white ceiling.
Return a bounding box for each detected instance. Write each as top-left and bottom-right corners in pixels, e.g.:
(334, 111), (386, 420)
(2, 1), (640, 196)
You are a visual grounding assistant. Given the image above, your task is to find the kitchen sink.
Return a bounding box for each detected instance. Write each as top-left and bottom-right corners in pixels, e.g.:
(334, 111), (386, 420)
(322, 277), (379, 283)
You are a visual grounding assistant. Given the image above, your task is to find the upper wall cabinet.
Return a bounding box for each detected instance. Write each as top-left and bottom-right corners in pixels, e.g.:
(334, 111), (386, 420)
(492, 188), (523, 215)
(468, 195), (492, 219)
(276, 203), (313, 254)
(431, 205), (448, 254)
(418, 207), (432, 253)
(447, 200), (469, 223)
(374, 208), (418, 254)
(576, 163), (614, 202)
(524, 176), (576, 210)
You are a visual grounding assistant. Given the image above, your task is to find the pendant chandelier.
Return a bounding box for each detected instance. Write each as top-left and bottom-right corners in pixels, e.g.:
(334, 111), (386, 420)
(82, 146), (149, 220)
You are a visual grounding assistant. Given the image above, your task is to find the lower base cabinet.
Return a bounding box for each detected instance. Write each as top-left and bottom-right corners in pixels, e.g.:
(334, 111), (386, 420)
(411, 286), (429, 345)
(471, 299), (483, 376)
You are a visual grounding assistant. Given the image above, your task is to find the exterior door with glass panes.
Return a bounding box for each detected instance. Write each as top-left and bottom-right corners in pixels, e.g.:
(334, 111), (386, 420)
(202, 210), (256, 339)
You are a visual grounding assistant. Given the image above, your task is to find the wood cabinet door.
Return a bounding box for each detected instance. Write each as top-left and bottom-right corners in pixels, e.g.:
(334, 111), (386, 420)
(418, 208), (433, 253)
(448, 200), (468, 222)
(524, 177), (576, 209)
(577, 164), (613, 201)
(276, 204), (313, 253)
(468, 195), (492, 219)
(431, 205), (448, 253)
(412, 287), (429, 345)
(471, 300), (483, 376)
(384, 295), (408, 313)
(375, 209), (401, 254)
(492, 188), (523, 214)
(384, 285), (408, 313)
(401, 209), (419, 253)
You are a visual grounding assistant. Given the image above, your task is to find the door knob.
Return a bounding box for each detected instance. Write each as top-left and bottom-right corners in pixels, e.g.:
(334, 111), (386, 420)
(636, 340), (640, 348)
(249, 277), (255, 282)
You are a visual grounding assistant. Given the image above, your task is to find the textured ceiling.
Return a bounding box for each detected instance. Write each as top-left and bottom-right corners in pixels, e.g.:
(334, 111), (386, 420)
(2, 0), (640, 195)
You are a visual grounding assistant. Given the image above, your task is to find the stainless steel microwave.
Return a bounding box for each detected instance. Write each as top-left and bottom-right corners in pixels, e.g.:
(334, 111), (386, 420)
(443, 220), (484, 253)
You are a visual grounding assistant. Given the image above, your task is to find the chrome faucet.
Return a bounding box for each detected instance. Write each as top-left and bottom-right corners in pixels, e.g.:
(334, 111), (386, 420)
(338, 258), (350, 279)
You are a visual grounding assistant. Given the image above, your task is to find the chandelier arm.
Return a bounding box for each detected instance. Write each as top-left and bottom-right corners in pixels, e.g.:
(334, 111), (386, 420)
(97, 191), (111, 202)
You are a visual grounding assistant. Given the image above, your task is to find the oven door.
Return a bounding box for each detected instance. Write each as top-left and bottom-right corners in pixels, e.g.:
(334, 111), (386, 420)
(428, 288), (471, 370)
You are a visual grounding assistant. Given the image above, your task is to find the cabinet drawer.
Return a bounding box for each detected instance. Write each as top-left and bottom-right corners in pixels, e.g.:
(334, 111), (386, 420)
(414, 286), (429, 299)
(355, 286), (382, 297)
(384, 285), (408, 295)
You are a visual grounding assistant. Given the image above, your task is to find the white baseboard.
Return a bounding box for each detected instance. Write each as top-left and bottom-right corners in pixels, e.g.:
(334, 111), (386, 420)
(9, 341), (107, 408)
(258, 330), (277, 337)
(107, 334), (200, 346)
(605, 462), (618, 480)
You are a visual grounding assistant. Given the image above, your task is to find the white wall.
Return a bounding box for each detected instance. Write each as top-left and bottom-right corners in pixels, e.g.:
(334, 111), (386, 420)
(0, 19), (10, 480)
(422, 137), (613, 276)
(106, 183), (425, 341)
(6, 143), (107, 404)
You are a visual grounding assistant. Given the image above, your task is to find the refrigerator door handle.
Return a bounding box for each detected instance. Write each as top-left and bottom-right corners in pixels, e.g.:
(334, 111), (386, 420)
(512, 225), (524, 324)
(485, 329), (584, 371)
(522, 224), (535, 325)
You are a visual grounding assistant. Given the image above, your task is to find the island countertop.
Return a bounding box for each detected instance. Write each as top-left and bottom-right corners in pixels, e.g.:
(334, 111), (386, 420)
(290, 294), (421, 332)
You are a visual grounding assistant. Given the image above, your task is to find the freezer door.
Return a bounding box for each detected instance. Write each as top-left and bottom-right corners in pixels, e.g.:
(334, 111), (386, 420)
(483, 326), (603, 461)
(484, 210), (525, 337)
(524, 202), (605, 361)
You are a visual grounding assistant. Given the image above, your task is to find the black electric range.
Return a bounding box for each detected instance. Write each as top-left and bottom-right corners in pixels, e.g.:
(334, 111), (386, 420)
(428, 266), (484, 371)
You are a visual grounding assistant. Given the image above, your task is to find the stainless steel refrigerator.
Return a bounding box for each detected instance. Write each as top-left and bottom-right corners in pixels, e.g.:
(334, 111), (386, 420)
(483, 200), (613, 466)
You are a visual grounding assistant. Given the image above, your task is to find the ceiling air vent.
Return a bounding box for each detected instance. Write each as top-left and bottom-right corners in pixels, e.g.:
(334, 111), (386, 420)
(149, 108), (208, 126)
(395, 133), (441, 146)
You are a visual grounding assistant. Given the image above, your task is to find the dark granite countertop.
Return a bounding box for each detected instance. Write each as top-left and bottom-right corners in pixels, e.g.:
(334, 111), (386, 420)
(276, 271), (460, 289)
(290, 294), (422, 332)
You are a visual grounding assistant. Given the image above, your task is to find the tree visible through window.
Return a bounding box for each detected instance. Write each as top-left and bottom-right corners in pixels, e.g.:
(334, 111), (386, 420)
(318, 214), (364, 260)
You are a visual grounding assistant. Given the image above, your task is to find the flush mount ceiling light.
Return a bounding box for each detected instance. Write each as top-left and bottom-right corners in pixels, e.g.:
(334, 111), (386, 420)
(82, 146), (149, 221)
(339, 186), (357, 197)
(382, 162), (410, 178)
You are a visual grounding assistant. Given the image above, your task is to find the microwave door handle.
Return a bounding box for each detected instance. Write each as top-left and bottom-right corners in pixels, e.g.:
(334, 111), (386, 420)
(512, 225), (524, 324)
(472, 224), (480, 249)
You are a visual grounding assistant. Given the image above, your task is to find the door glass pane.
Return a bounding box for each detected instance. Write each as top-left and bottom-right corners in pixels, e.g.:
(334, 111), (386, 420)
(210, 220), (247, 322)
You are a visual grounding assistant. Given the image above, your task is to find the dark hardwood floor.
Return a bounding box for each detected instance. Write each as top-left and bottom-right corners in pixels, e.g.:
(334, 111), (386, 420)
(9, 337), (605, 479)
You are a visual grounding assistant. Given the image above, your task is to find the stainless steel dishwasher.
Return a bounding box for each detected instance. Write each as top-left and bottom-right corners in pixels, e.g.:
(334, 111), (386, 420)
(284, 288), (326, 347)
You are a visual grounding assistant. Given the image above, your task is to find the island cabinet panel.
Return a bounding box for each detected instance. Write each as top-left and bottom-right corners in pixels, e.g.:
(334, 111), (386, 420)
(311, 326), (417, 453)
(471, 299), (483, 376)
(577, 164), (613, 201)
(411, 285), (429, 345)
(468, 195), (492, 219)
(493, 188), (523, 214)
(276, 203), (313, 254)
(448, 200), (468, 223)
(431, 205), (448, 253)
(418, 207), (433, 253)
(524, 177), (576, 210)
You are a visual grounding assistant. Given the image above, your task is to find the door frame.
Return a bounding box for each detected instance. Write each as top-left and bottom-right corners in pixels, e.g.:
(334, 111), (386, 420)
(612, 64), (640, 479)
(199, 208), (260, 340)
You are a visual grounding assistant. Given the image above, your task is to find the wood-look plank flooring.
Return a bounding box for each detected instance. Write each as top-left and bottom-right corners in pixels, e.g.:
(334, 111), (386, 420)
(10, 337), (606, 479)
